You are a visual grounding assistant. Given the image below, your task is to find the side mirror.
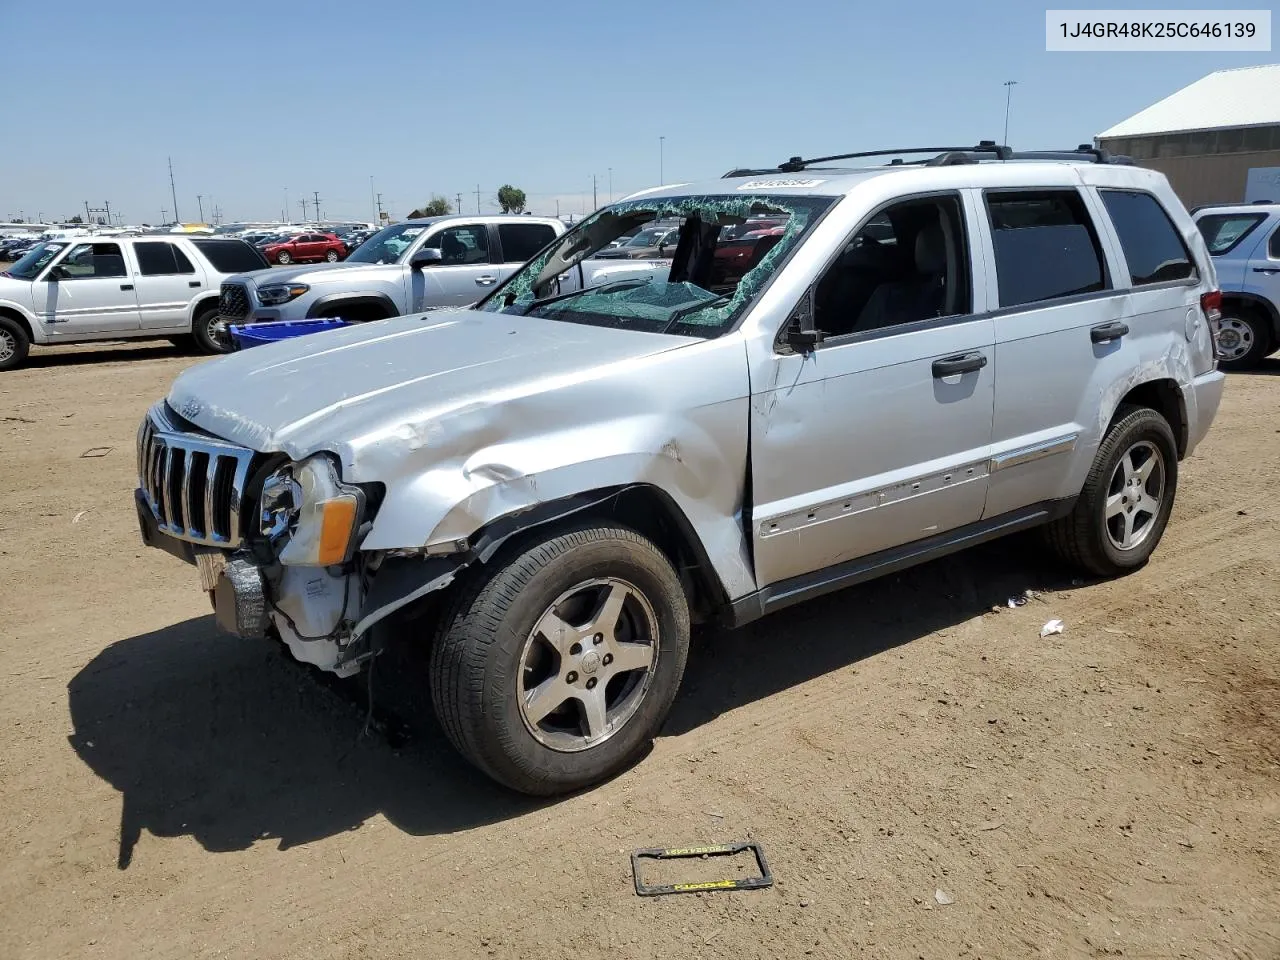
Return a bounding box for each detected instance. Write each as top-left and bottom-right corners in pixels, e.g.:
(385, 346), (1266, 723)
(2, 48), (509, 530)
(410, 247), (443, 270)
(784, 287), (824, 354)
(45, 266), (63, 281)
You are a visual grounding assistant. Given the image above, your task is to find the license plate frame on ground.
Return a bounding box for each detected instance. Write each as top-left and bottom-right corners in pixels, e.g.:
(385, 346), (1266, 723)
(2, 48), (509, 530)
(630, 841), (773, 896)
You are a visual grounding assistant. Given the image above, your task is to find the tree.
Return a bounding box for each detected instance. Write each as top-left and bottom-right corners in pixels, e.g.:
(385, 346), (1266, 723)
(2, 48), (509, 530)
(409, 195), (452, 218)
(496, 185), (526, 214)
(67, 215), (83, 224)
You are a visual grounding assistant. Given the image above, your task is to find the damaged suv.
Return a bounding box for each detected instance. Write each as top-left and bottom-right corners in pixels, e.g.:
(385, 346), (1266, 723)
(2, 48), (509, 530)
(135, 143), (1224, 795)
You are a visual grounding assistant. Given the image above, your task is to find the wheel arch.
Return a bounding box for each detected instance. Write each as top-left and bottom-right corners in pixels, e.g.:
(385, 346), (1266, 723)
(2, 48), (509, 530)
(0, 305), (35, 344)
(186, 292), (221, 324)
(305, 292), (398, 321)
(1110, 378), (1188, 459)
(1220, 291), (1279, 344)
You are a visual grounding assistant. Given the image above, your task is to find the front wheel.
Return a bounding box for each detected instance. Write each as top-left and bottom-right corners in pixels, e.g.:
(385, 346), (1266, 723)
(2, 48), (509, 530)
(1215, 312), (1272, 371)
(429, 524), (690, 795)
(275, 250), (293, 265)
(1045, 405), (1178, 576)
(0, 315), (31, 371)
(325, 249), (340, 262)
(191, 305), (234, 354)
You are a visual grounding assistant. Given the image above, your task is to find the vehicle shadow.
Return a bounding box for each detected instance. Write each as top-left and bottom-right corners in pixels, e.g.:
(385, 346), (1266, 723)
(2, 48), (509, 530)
(66, 534), (1080, 866)
(26, 342), (189, 368)
(1233, 356), (1280, 376)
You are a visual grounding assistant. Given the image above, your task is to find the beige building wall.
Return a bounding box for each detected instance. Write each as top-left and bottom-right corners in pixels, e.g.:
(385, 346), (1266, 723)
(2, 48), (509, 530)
(1098, 142), (1280, 208)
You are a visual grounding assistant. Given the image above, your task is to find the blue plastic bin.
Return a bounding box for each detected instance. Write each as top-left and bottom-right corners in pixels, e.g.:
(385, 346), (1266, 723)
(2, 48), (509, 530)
(228, 318), (351, 350)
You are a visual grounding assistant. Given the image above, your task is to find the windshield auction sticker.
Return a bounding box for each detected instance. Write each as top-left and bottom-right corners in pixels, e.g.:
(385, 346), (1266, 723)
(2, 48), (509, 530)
(736, 179), (827, 190)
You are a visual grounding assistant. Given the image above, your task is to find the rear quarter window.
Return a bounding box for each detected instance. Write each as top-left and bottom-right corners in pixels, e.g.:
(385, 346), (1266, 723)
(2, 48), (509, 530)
(191, 239), (269, 273)
(1099, 190), (1195, 285)
(985, 190), (1107, 307)
(1196, 213), (1266, 256)
(498, 223), (557, 263)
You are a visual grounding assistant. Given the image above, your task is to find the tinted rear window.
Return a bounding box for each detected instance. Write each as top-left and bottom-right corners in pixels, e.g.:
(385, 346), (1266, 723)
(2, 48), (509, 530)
(1196, 213), (1266, 256)
(498, 223), (557, 263)
(135, 241), (196, 275)
(191, 239), (269, 273)
(985, 190), (1107, 307)
(1099, 190), (1195, 285)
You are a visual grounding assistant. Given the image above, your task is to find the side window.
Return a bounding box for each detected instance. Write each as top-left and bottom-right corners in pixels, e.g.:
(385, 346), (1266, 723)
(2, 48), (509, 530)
(985, 190), (1106, 307)
(1270, 220), (1280, 259)
(135, 242), (196, 276)
(56, 242), (128, 280)
(812, 194), (972, 339)
(1099, 190), (1195, 285)
(498, 223), (556, 263)
(1196, 214), (1266, 256)
(435, 224), (490, 265)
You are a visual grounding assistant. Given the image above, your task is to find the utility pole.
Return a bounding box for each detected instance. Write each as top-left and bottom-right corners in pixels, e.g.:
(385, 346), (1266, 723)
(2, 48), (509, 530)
(300, 198), (309, 221)
(370, 175), (376, 224)
(375, 192), (385, 222)
(659, 136), (665, 186)
(168, 156), (180, 223)
(455, 193), (463, 215)
(555, 198), (560, 218)
(312, 191), (321, 224)
(84, 201), (91, 224)
(1003, 80), (1018, 146)
(196, 195), (204, 222)
(161, 208), (168, 225)
(592, 174), (597, 211)
(104, 200), (112, 225)
(608, 167), (613, 203)
(474, 184), (482, 214)
(284, 187), (290, 223)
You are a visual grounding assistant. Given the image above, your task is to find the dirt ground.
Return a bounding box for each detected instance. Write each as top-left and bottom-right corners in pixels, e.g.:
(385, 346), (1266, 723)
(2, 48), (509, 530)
(1, 340), (1277, 960)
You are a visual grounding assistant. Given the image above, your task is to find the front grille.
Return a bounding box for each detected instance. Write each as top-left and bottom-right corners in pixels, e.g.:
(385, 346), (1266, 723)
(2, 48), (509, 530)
(137, 405), (256, 547)
(218, 282), (251, 321)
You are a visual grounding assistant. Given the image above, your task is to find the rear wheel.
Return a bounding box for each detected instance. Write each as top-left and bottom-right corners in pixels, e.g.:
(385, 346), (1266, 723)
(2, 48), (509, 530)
(0, 315), (30, 371)
(429, 523), (690, 795)
(276, 250), (293, 265)
(1045, 405), (1178, 576)
(191, 304), (233, 354)
(1215, 310), (1272, 371)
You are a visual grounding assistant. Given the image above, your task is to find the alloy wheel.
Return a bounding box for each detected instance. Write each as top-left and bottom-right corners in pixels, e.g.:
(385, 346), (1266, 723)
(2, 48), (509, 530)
(0, 328), (15, 364)
(1105, 440), (1165, 551)
(517, 577), (660, 753)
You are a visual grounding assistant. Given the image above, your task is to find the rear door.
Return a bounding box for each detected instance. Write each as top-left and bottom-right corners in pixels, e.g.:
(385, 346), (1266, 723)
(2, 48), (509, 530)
(409, 222), (498, 309)
(132, 240), (204, 329)
(34, 241), (142, 336)
(494, 221), (558, 281)
(1243, 214), (1280, 313)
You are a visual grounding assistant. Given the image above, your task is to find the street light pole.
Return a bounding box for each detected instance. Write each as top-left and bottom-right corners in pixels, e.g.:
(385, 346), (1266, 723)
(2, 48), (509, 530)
(196, 195), (205, 222)
(1002, 80), (1018, 146)
(659, 136), (665, 185)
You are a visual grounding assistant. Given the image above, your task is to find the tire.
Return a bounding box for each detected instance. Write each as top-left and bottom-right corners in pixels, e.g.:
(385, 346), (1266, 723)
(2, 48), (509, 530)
(276, 250), (292, 265)
(0, 315), (31, 371)
(325, 249), (340, 262)
(191, 304), (233, 354)
(1215, 310), (1272, 371)
(1045, 405), (1178, 577)
(430, 523), (690, 795)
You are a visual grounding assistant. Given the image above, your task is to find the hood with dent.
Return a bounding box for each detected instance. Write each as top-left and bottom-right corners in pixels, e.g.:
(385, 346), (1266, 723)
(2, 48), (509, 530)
(231, 261), (401, 288)
(167, 308), (696, 466)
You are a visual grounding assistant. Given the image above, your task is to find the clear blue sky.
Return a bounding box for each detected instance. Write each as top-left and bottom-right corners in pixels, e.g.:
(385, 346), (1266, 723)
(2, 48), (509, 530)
(1, 0), (1273, 224)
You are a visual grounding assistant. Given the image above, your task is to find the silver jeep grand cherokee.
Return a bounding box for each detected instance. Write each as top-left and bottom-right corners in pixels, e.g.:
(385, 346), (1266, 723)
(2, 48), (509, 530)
(134, 143), (1225, 795)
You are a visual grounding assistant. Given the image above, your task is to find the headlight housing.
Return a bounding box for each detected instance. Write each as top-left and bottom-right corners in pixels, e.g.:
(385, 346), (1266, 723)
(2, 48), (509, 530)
(257, 282), (310, 306)
(258, 455), (364, 566)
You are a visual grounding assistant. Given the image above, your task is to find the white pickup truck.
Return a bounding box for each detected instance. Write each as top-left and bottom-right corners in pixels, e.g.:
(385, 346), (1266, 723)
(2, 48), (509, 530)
(216, 214), (666, 327)
(0, 236), (269, 370)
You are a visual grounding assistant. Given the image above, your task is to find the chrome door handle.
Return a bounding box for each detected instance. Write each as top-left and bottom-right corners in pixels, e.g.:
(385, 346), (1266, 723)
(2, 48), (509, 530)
(475, 275), (498, 286)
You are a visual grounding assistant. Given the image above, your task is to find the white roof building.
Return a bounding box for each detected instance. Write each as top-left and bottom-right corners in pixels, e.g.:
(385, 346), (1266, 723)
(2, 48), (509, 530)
(1098, 64), (1280, 139)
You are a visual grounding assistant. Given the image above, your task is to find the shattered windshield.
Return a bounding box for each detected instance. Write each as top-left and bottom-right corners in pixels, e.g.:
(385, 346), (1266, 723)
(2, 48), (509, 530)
(5, 242), (66, 280)
(480, 194), (834, 338)
(345, 223), (427, 265)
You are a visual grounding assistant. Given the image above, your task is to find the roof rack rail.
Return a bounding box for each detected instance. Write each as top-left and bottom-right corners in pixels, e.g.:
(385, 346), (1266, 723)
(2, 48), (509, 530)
(1009, 144), (1133, 165)
(776, 141), (1012, 172)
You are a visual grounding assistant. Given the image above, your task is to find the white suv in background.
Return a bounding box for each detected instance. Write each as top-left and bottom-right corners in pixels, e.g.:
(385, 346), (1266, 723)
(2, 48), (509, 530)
(1193, 201), (1280, 369)
(0, 236), (268, 370)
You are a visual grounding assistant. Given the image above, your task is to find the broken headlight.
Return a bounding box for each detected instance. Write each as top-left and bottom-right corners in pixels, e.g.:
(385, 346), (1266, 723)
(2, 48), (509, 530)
(258, 455), (365, 566)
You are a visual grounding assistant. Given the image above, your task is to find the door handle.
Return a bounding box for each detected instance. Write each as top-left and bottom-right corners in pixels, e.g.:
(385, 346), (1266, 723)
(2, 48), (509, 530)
(1090, 321), (1129, 343)
(1253, 266), (1280, 274)
(120, 284), (134, 291)
(475, 275), (498, 286)
(189, 281), (201, 288)
(931, 352), (987, 378)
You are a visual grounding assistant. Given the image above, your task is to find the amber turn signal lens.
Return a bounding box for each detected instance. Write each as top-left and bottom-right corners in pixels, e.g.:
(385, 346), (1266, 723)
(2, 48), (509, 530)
(316, 496), (358, 565)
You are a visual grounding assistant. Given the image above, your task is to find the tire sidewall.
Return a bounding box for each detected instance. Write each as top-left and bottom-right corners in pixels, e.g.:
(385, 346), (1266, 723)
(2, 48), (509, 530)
(191, 306), (230, 354)
(461, 530), (689, 791)
(1092, 411), (1178, 570)
(0, 316), (31, 371)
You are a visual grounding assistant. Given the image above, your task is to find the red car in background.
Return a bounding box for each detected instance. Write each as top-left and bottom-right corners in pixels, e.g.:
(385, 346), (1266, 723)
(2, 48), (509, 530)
(263, 232), (347, 265)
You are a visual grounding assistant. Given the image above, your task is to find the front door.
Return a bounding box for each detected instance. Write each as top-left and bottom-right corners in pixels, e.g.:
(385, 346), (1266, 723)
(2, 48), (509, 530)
(749, 192), (996, 588)
(132, 240), (205, 329)
(410, 223), (499, 309)
(35, 241), (142, 336)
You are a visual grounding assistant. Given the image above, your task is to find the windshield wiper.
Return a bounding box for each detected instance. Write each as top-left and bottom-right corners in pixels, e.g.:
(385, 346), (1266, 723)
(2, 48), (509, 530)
(521, 277), (652, 315)
(663, 295), (732, 331)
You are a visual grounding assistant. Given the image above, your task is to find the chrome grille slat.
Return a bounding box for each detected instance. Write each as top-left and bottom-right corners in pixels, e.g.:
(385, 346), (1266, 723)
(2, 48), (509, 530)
(136, 404), (256, 548)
